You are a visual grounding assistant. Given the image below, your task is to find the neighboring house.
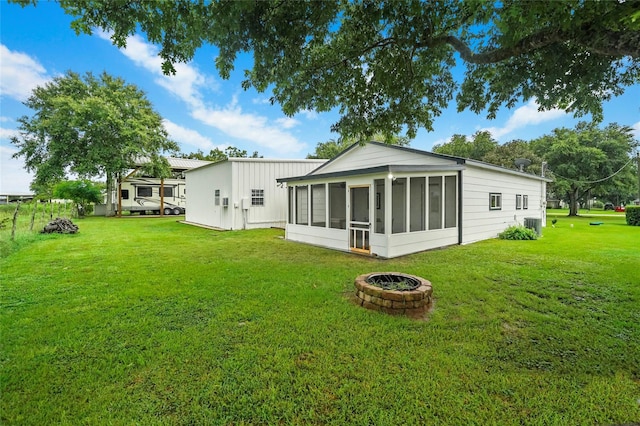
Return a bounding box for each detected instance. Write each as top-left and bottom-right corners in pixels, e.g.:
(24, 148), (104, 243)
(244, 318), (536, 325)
(184, 158), (327, 230)
(277, 142), (550, 258)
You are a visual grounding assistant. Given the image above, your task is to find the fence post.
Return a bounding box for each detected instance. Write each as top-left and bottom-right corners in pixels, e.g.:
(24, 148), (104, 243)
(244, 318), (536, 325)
(30, 201), (37, 231)
(10, 201), (21, 241)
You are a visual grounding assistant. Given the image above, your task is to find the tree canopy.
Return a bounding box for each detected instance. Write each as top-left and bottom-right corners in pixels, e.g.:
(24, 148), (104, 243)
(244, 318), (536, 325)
(13, 0), (640, 139)
(11, 71), (178, 216)
(178, 147), (262, 162)
(531, 122), (638, 215)
(53, 179), (103, 218)
(307, 133), (410, 159)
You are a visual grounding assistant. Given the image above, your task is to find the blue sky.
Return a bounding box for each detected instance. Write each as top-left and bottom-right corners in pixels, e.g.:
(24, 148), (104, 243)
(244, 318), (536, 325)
(2, 1), (639, 194)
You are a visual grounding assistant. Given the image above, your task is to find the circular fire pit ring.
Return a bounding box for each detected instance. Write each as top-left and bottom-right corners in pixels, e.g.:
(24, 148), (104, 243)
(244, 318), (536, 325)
(354, 272), (433, 316)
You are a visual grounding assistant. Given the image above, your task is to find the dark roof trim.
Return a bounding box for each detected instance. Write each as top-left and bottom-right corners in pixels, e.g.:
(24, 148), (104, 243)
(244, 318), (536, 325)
(277, 164), (465, 183)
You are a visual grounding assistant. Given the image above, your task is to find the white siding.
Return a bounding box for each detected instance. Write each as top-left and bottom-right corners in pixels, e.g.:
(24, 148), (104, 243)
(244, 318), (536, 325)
(462, 164), (546, 244)
(185, 161), (233, 229)
(316, 143), (455, 174)
(185, 159), (325, 230)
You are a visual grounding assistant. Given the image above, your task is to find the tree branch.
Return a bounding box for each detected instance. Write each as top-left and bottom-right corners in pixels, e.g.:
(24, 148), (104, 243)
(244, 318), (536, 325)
(421, 28), (640, 64)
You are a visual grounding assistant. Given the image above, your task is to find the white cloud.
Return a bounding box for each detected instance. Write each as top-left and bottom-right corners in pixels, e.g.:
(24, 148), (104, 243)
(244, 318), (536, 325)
(0, 44), (50, 101)
(0, 144), (34, 194)
(192, 102), (305, 154)
(99, 32), (305, 155)
(276, 117), (300, 129)
(298, 109), (318, 120)
(481, 99), (568, 140)
(96, 31), (215, 111)
(631, 121), (640, 139)
(162, 119), (224, 152)
(0, 117), (12, 122)
(0, 126), (19, 141)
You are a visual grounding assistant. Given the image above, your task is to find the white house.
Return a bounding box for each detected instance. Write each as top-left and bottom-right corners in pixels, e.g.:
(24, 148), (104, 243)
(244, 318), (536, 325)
(184, 158), (327, 230)
(277, 142), (550, 258)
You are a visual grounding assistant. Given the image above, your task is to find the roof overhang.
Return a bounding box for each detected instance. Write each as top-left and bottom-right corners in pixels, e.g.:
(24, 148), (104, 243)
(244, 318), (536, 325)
(277, 164), (465, 183)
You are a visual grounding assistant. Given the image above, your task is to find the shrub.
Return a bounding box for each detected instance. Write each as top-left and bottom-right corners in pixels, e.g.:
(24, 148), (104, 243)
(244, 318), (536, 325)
(499, 225), (538, 240)
(626, 206), (640, 226)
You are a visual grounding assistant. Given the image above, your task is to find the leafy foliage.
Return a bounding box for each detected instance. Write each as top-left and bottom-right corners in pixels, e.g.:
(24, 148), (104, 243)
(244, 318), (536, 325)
(10, 71), (178, 216)
(432, 131), (498, 161)
(626, 206), (640, 226)
(498, 225), (538, 240)
(531, 122), (638, 216)
(307, 132), (410, 159)
(52, 180), (103, 218)
(178, 146), (262, 162)
(11, 0), (640, 139)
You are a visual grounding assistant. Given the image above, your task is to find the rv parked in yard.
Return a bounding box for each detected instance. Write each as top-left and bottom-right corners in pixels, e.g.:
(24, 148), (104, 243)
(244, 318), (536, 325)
(119, 177), (186, 215)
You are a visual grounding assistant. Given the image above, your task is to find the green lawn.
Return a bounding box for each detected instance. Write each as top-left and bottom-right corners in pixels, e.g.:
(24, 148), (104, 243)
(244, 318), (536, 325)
(1, 214), (639, 425)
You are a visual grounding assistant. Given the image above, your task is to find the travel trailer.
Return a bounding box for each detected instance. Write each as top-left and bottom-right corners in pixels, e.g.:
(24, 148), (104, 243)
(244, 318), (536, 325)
(118, 176), (186, 215)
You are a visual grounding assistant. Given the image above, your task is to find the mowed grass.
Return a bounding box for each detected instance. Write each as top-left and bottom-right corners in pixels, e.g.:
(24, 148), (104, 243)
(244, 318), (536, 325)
(1, 215), (639, 425)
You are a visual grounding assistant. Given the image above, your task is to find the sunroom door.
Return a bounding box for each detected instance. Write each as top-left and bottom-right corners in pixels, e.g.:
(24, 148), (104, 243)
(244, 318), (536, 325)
(349, 185), (370, 253)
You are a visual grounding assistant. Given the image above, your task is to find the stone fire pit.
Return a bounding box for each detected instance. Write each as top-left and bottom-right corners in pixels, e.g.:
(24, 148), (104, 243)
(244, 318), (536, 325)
(354, 272), (433, 316)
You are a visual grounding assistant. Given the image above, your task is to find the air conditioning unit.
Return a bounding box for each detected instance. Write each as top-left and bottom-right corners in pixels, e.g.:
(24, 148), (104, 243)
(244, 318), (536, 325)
(222, 197), (229, 208)
(524, 217), (542, 236)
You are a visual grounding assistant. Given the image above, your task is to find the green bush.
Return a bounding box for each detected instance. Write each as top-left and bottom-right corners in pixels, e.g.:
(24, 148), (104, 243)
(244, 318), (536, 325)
(592, 200), (604, 209)
(626, 205), (640, 226)
(499, 225), (538, 240)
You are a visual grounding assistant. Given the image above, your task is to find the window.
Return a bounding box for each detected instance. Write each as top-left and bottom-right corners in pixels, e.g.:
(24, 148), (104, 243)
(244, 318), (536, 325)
(311, 184), (326, 227)
(392, 178), (407, 233)
(410, 177), (425, 232)
(444, 175), (457, 228)
(523, 195), (529, 210)
(329, 182), (346, 229)
(251, 189), (264, 206)
(490, 193), (502, 210)
(428, 177), (442, 230)
(374, 179), (385, 234)
(214, 189), (220, 206)
(137, 186), (152, 197)
(162, 186), (173, 198)
(296, 186), (308, 225)
(121, 189), (129, 200)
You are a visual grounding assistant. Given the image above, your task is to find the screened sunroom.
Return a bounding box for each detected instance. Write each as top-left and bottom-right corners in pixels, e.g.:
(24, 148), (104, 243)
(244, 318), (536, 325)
(277, 142), (548, 258)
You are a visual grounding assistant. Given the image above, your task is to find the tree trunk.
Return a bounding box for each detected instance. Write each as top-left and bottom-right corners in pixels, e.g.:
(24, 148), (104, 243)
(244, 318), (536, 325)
(105, 171), (115, 217)
(568, 188), (579, 216)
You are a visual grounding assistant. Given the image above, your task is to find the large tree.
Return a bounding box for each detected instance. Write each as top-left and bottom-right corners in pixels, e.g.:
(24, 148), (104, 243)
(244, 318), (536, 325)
(178, 146), (262, 162)
(307, 133), (410, 159)
(432, 131), (498, 161)
(13, 0), (640, 139)
(531, 122), (638, 216)
(11, 71), (178, 216)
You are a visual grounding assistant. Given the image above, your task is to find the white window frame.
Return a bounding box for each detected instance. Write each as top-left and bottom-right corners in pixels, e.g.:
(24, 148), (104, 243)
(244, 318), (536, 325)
(516, 194), (522, 210)
(490, 193), (502, 210)
(523, 195), (529, 210)
(251, 189), (265, 206)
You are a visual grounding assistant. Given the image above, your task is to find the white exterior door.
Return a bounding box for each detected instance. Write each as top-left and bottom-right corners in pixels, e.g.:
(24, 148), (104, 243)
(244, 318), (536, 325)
(349, 185), (370, 253)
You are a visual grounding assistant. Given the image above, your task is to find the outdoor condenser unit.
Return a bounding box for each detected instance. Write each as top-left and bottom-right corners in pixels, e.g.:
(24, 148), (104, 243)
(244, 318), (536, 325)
(524, 217), (542, 236)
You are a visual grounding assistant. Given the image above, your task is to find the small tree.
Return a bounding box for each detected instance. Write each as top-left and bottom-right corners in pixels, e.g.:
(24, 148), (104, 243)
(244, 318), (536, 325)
(53, 180), (103, 218)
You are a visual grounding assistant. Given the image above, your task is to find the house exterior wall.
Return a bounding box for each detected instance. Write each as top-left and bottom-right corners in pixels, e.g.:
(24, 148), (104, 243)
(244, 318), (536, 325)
(461, 164), (546, 244)
(186, 159), (325, 230)
(281, 143), (549, 258)
(318, 143), (453, 174)
(185, 161), (233, 229)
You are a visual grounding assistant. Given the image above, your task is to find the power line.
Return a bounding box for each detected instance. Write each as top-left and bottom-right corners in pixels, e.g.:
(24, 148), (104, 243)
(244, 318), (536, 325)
(547, 156), (636, 184)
